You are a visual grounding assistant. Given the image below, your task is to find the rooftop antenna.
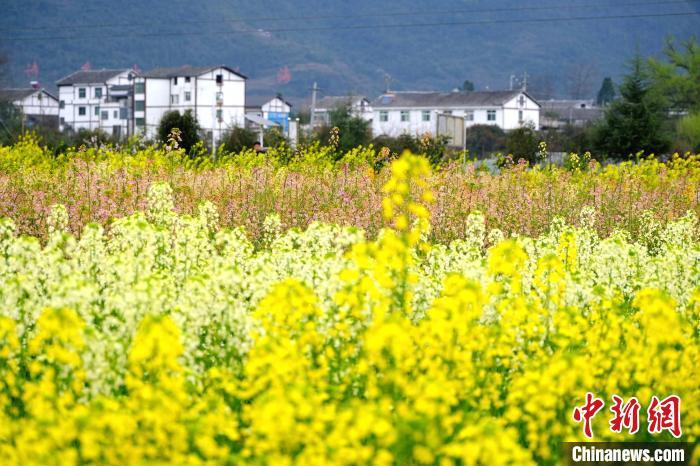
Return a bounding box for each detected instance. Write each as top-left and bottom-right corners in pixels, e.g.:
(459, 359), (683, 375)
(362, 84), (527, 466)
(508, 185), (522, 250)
(384, 73), (392, 93)
(522, 72), (528, 91)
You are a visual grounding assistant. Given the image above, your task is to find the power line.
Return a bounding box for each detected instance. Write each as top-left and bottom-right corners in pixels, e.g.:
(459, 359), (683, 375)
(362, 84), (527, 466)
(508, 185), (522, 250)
(2, 10), (698, 42)
(1, 0), (698, 35)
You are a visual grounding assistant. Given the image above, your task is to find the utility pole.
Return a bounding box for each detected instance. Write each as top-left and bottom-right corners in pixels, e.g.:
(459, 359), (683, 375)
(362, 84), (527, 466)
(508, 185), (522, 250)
(309, 82), (319, 128)
(384, 73), (392, 93)
(522, 72), (529, 92)
(510, 74), (516, 91)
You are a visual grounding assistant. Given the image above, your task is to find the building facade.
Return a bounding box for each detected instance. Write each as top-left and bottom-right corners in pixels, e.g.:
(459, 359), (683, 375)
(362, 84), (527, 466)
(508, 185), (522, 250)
(0, 87), (59, 128)
(313, 96), (373, 127)
(134, 65), (246, 145)
(56, 69), (137, 138)
(371, 90), (540, 137)
(246, 95), (292, 132)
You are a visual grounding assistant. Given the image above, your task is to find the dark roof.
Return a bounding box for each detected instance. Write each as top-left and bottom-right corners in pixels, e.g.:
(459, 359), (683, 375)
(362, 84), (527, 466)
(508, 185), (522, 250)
(316, 95), (368, 109)
(0, 88), (57, 102)
(371, 90), (538, 108)
(56, 69), (130, 86)
(540, 100), (603, 123)
(246, 95), (293, 108)
(143, 65), (247, 80)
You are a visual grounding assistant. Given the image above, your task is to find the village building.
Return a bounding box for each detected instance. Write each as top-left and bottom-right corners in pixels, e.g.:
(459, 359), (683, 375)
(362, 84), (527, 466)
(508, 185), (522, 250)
(312, 95), (373, 126)
(134, 65), (246, 146)
(0, 86), (60, 128)
(56, 69), (137, 138)
(370, 90), (540, 137)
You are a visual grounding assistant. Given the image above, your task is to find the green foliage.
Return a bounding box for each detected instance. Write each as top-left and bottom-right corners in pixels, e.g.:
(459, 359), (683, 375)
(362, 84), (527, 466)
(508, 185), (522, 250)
(464, 124), (506, 159)
(648, 36), (700, 112)
(676, 112), (700, 152)
(505, 123), (540, 165)
(221, 126), (259, 154)
(594, 56), (670, 160)
(263, 126), (288, 149)
(596, 77), (616, 106)
(462, 80), (475, 92)
(315, 103), (372, 157)
(157, 110), (201, 154)
(0, 102), (22, 146)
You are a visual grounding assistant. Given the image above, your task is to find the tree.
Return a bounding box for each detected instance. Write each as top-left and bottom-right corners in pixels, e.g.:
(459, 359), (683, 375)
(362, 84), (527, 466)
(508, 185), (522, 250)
(157, 110), (201, 154)
(505, 123), (539, 164)
(594, 56), (670, 159)
(648, 36), (700, 113)
(676, 112), (700, 152)
(596, 77), (616, 106)
(316, 103), (371, 156)
(567, 63), (598, 100)
(464, 124), (506, 159)
(220, 126), (258, 154)
(462, 80), (475, 92)
(0, 102), (22, 145)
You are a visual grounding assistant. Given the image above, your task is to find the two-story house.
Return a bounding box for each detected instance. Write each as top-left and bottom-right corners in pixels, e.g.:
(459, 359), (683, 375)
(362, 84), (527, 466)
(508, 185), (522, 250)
(0, 86), (60, 128)
(134, 65), (247, 144)
(245, 95), (292, 133)
(371, 90), (540, 138)
(56, 69), (137, 138)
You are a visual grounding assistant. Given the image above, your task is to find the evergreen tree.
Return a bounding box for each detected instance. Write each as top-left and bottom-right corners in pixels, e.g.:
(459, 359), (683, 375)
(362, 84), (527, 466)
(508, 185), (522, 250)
(596, 77), (615, 106)
(462, 80), (475, 92)
(594, 57), (670, 160)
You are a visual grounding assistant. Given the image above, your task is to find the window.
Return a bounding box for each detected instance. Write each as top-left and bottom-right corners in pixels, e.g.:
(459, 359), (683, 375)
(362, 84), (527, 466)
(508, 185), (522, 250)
(465, 111), (474, 121)
(78, 106), (86, 116)
(59, 100), (65, 109)
(134, 82), (145, 94)
(134, 100), (145, 111)
(101, 111), (108, 120)
(216, 109), (223, 121)
(170, 94), (179, 104)
(95, 87), (102, 98)
(113, 110), (118, 119)
(95, 106), (100, 116)
(135, 117), (145, 127)
(518, 110), (523, 123)
(185, 91), (191, 102)
(60, 117), (65, 125)
(173, 77), (178, 85)
(400, 110), (410, 122)
(487, 110), (496, 121)
(519, 95), (525, 107)
(379, 111), (388, 122)
(422, 110), (431, 122)
(216, 74), (223, 84)
(216, 92), (224, 103)
(443, 110), (453, 115)
(185, 77), (191, 83)
(78, 88), (86, 99)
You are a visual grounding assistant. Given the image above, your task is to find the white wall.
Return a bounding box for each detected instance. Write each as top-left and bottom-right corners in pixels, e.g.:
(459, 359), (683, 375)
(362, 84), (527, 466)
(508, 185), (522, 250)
(16, 91), (59, 117)
(140, 67), (246, 142)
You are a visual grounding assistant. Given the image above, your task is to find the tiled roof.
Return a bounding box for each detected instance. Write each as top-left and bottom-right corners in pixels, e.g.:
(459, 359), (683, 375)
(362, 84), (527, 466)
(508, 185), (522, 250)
(143, 65), (247, 80)
(56, 69), (129, 86)
(371, 90), (536, 108)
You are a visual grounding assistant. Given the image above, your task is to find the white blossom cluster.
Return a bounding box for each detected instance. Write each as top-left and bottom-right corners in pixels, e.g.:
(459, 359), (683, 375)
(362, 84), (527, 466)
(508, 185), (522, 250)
(0, 184), (698, 395)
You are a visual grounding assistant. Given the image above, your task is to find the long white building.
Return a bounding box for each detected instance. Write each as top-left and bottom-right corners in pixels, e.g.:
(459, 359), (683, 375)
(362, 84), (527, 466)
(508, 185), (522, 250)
(56, 69), (137, 137)
(371, 90), (540, 137)
(134, 65), (247, 144)
(0, 87), (59, 127)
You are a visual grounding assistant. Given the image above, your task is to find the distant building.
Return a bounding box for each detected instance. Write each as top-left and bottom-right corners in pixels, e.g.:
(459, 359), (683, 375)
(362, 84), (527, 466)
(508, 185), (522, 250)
(134, 65), (247, 144)
(0, 86), (59, 128)
(246, 95), (292, 132)
(313, 95), (373, 127)
(540, 99), (603, 129)
(371, 90), (540, 137)
(56, 69), (137, 138)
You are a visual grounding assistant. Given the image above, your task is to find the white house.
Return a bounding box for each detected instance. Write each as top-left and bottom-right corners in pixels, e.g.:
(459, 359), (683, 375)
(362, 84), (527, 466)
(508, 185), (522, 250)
(135, 65), (247, 144)
(371, 90), (540, 137)
(0, 87), (59, 127)
(246, 95), (292, 132)
(56, 69), (137, 138)
(540, 99), (603, 129)
(313, 95), (373, 126)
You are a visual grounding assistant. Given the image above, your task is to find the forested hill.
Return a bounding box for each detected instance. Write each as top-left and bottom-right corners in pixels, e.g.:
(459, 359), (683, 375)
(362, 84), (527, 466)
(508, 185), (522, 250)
(1, 0), (698, 103)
